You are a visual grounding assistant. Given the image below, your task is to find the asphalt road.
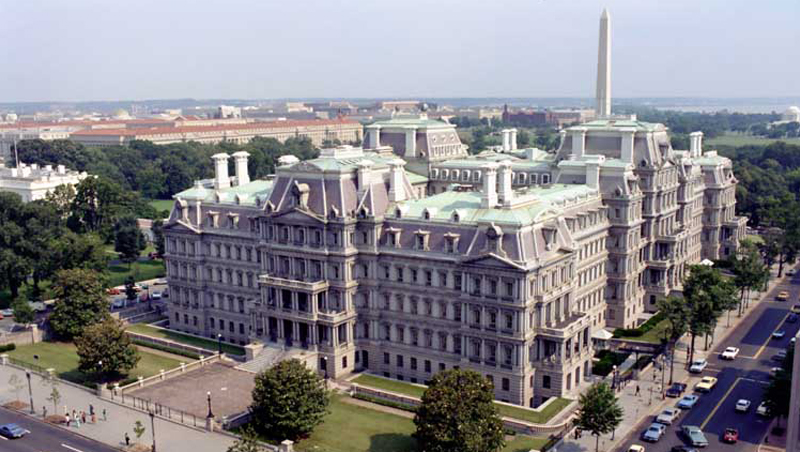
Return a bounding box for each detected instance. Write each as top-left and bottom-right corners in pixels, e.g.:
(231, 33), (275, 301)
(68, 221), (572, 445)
(616, 267), (800, 452)
(0, 408), (121, 452)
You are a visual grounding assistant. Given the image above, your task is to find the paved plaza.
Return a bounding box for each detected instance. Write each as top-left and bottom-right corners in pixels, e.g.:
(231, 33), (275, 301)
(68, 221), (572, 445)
(128, 361), (256, 419)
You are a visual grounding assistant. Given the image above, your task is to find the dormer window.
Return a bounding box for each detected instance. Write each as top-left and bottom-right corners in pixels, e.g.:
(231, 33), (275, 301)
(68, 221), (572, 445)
(486, 224), (503, 255)
(542, 174), (551, 184)
(444, 233), (460, 253)
(207, 212), (220, 228)
(386, 228), (401, 248)
(423, 210), (431, 220)
(542, 227), (557, 250)
(414, 230), (430, 251)
(227, 213), (239, 229)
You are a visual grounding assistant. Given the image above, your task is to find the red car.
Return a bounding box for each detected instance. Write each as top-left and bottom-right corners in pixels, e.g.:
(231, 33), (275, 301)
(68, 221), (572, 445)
(107, 288), (121, 295)
(723, 428), (739, 443)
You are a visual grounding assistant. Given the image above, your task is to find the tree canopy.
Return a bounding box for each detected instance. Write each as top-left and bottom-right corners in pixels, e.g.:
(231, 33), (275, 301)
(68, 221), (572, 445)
(249, 358), (330, 441)
(576, 382), (624, 452)
(114, 216), (146, 265)
(413, 368), (505, 452)
(75, 318), (140, 381)
(49, 268), (111, 340)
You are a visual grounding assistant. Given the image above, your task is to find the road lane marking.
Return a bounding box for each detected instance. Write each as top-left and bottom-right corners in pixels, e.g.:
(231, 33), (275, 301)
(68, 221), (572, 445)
(740, 377), (770, 384)
(700, 377), (741, 430)
(0, 434), (6, 440)
(62, 444), (85, 452)
(753, 312), (791, 360)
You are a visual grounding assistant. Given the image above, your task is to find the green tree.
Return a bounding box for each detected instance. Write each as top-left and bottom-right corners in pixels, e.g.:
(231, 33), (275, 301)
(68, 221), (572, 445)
(75, 318), (140, 381)
(657, 297), (689, 384)
(45, 184), (77, 220)
(249, 358), (330, 441)
(575, 382), (624, 452)
(413, 369), (505, 452)
(49, 268), (111, 340)
(763, 345), (793, 427)
(227, 425), (262, 452)
(10, 297), (35, 325)
(152, 219), (165, 257)
(731, 241), (770, 316)
(46, 232), (109, 276)
(46, 384), (61, 414)
(114, 216), (146, 266)
(124, 276), (138, 301)
(684, 265), (737, 364)
(0, 192), (32, 299)
(133, 420), (146, 440)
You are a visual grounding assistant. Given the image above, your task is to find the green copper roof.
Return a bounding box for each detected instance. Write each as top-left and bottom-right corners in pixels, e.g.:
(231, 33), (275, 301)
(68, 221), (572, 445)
(578, 119), (663, 132)
(398, 184), (597, 226)
(406, 171), (429, 184)
(294, 150), (398, 173)
(174, 179), (274, 206)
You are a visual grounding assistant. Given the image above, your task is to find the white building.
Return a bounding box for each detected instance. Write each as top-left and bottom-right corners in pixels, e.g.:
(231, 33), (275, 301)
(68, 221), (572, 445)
(0, 162), (87, 202)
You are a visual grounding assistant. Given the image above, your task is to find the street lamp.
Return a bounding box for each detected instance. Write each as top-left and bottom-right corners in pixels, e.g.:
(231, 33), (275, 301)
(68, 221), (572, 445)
(25, 370), (34, 415)
(611, 365), (617, 391)
(206, 391), (214, 419)
(660, 355), (666, 400)
(217, 334), (222, 355)
(149, 410), (156, 452)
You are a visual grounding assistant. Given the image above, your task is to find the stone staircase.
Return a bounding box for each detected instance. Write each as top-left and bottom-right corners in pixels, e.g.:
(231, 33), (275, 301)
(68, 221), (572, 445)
(236, 344), (289, 374)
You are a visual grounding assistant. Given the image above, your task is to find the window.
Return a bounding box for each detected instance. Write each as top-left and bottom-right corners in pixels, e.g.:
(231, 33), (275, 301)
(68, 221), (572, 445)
(384, 353), (390, 364)
(397, 355), (404, 368)
(410, 357), (417, 370)
(502, 378), (510, 391)
(342, 356), (348, 368)
(439, 363), (446, 372)
(239, 323), (245, 334)
(424, 360), (431, 373)
(543, 375), (551, 388)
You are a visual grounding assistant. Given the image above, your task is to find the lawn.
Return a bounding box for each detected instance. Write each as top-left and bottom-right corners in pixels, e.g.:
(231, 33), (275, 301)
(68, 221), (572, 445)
(706, 132), (800, 147)
(352, 374), (571, 424)
(248, 394), (549, 452)
(108, 259), (165, 287)
(8, 341), (185, 387)
(126, 323), (246, 356)
(148, 199), (174, 217)
(636, 318), (671, 344)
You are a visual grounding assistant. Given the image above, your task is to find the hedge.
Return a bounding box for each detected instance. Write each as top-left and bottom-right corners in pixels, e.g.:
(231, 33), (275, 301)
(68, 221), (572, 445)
(592, 350), (630, 376)
(352, 393), (418, 413)
(0, 343), (16, 353)
(613, 311), (666, 338)
(131, 339), (202, 360)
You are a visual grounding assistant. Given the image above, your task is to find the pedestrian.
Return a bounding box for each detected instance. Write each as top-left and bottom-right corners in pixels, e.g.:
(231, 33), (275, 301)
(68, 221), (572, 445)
(89, 404), (94, 416)
(72, 409), (77, 421)
(81, 411), (87, 424)
(635, 385), (640, 396)
(103, 408), (107, 421)
(43, 406), (47, 419)
(91, 412), (96, 423)
(65, 413), (71, 427)
(125, 433), (130, 446)
(75, 415), (81, 428)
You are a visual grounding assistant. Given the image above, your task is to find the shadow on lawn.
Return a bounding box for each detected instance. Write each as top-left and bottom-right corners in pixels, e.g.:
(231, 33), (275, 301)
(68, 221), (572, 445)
(368, 433), (416, 452)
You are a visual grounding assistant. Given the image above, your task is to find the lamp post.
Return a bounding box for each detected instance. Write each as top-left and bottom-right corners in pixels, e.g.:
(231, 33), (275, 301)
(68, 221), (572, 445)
(25, 370), (34, 415)
(660, 355), (666, 400)
(217, 334), (222, 356)
(611, 365), (617, 391)
(321, 357), (329, 388)
(206, 391), (214, 419)
(149, 410), (156, 452)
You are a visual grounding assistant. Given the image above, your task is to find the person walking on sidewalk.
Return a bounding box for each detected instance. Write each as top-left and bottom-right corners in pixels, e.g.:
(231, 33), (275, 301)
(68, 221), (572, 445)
(65, 413), (71, 427)
(103, 408), (107, 421)
(635, 385), (640, 396)
(125, 433), (130, 446)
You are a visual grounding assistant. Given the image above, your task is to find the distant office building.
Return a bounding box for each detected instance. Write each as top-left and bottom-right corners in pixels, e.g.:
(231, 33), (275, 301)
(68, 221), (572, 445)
(0, 162), (87, 202)
(215, 106), (243, 119)
(0, 129), (72, 162)
(502, 106), (595, 128)
(70, 119), (362, 147)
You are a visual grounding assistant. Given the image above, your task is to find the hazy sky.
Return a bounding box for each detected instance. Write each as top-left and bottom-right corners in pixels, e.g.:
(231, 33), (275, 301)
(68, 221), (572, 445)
(2, 0), (798, 102)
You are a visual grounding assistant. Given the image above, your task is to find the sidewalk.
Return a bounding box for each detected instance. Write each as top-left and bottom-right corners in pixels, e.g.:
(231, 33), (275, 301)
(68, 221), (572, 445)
(0, 364), (235, 452)
(558, 263), (793, 452)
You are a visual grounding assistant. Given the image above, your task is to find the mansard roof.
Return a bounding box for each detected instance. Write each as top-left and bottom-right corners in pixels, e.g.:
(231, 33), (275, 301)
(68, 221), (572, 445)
(173, 179), (274, 206)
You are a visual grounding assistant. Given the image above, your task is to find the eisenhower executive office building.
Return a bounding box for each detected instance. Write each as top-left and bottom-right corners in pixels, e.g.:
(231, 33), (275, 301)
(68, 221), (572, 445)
(162, 10), (746, 407)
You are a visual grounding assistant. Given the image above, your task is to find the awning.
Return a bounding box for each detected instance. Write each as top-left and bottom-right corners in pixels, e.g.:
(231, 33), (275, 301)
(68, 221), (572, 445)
(592, 329), (614, 340)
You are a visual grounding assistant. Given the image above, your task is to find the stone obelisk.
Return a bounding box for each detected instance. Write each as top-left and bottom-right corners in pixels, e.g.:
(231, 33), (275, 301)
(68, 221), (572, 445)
(596, 8), (611, 117)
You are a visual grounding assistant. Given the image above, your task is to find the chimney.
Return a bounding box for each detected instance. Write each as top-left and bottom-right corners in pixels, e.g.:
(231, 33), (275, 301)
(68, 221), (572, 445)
(481, 162), (499, 209)
(277, 155), (300, 167)
(232, 151), (250, 186)
(357, 159), (374, 195)
(498, 160), (514, 206)
(620, 128), (636, 163)
(57, 164), (66, 174)
(571, 127), (587, 158)
(388, 159), (407, 202)
(510, 129), (518, 150)
(366, 124), (381, 149)
(689, 131), (703, 157)
(44, 164), (52, 172)
(211, 153), (230, 189)
(585, 156), (605, 189)
(501, 129), (511, 151)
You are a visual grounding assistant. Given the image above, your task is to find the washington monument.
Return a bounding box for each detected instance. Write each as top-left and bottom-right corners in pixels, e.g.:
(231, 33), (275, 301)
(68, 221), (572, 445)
(596, 8), (611, 117)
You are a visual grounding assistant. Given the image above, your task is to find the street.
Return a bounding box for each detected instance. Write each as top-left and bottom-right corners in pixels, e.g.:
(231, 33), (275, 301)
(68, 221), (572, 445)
(615, 268), (800, 452)
(0, 407), (121, 452)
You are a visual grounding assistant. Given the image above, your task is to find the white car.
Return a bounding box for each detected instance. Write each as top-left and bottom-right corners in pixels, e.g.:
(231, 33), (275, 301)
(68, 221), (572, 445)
(655, 407), (681, 425)
(689, 359), (707, 373)
(735, 399), (751, 412)
(721, 347), (740, 360)
(787, 269), (797, 276)
(151, 291), (162, 300)
(757, 401), (769, 416)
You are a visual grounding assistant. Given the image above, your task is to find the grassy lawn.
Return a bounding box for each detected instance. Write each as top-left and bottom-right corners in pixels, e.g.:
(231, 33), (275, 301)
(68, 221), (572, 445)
(8, 341), (185, 387)
(126, 323), (246, 356)
(504, 435), (550, 452)
(108, 259), (165, 287)
(352, 374), (570, 424)
(706, 132), (800, 147)
(636, 318), (671, 344)
(148, 199), (174, 216)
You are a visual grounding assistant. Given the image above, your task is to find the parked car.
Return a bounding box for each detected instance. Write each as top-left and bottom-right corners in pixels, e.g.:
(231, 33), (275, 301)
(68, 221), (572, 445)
(106, 287), (121, 295)
(0, 423), (30, 439)
(735, 399), (751, 412)
(642, 423), (666, 442)
(773, 330), (787, 339)
(757, 401), (770, 416)
(721, 347), (740, 360)
(722, 428), (739, 443)
(788, 313), (799, 323)
(791, 305), (800, 314)
(695, 376), (718, 392)
(666, 382), (688, 398)
(628, 445), (646, 452)
(671, 446), (699, 452)
(773, 350), (788, 362)
(778, 290), (790, 301)
(689, 359), (708, 373)
(656, 407), (681, 425)
(162, 288), (169, 298)
(111, 298), (127, 309)
(682, 425), (709, 447)
(151, 291), (162, 300)
(0, 308), (13, 317)
(787, 268), (797, 276)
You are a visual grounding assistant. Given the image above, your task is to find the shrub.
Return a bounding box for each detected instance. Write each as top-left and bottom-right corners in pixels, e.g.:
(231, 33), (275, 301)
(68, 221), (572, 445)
(352, 393), (417, 413)
(0, 343), (17, 353)
(131, 339), (201, 360)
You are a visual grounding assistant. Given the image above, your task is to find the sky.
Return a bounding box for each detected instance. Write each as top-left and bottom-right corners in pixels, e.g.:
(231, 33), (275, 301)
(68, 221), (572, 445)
(1, 0), (799, 102)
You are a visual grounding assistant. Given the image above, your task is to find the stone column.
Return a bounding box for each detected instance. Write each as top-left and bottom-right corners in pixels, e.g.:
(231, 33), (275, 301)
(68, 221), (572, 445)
(571, 127), (587, 158)
(404, 126), (417, 158)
